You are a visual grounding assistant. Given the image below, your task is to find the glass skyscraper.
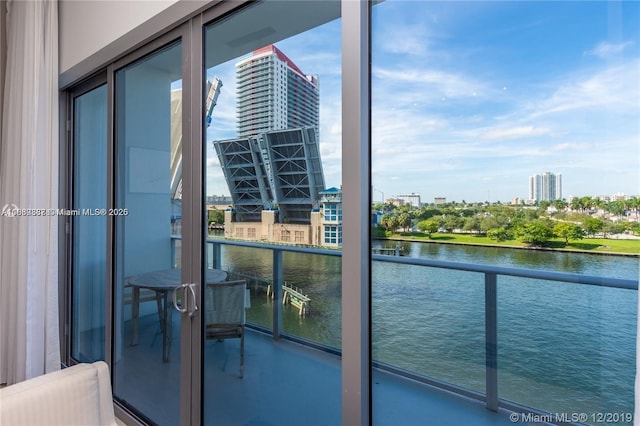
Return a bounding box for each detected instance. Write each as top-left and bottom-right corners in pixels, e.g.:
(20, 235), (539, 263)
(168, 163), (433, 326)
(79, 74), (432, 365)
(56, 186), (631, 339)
(529, 172), (562, 202)
(236, 44), (320, 139)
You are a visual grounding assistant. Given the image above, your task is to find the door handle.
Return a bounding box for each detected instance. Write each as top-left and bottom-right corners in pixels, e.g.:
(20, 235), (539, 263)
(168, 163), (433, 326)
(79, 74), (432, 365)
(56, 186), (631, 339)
(186, 283), (198, 318)
(173, 282), (198, 318)
(173, 283), (188, 314)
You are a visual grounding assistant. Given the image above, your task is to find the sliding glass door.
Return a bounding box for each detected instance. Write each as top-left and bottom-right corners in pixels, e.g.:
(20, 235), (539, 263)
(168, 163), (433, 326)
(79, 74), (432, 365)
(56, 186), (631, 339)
(111, 39), (186, 425)
(201, 2), (344, 424)
(65, 2), (368, 424)
(71, 83), (107, 363)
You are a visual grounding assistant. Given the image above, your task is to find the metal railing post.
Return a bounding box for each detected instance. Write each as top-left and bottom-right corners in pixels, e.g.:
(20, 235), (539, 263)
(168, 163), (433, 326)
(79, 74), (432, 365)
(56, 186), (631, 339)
(205, 240), (212, 269)
(272, 249), (283, 340)
(211, 241), (221, 270)
(485, 272), (498, 412)
(171, 237), (176, 268)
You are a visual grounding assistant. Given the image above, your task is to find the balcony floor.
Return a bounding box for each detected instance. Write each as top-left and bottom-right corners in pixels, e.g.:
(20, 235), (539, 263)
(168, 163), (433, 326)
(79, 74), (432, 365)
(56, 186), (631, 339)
(114, 313), (515, 426)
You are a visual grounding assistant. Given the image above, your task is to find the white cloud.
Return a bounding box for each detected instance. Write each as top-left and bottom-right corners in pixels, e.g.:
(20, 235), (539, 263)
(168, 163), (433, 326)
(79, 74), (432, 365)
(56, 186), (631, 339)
(529, 60), (640, 118)
(480, 126), (551, 141)
(549, 142), (592, 152)
(373, 67), (486, 100)
(585, 41), (634, 58)
(374, 18), (434, 57)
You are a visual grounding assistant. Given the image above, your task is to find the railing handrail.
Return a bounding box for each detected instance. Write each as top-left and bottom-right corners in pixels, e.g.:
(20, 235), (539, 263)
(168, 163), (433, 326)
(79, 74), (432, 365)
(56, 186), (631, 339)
(373, 253), (638, 290)
(192, 236), (639, 291)
(202, 236), (341, 257)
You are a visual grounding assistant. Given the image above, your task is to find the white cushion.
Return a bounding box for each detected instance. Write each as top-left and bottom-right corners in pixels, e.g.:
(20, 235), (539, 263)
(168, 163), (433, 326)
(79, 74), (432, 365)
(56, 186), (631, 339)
(0, 361), (117, 426)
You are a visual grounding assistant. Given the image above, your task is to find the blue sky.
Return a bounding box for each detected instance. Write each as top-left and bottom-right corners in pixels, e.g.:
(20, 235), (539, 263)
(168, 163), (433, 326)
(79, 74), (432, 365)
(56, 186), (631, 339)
(206, 1), (639, 204)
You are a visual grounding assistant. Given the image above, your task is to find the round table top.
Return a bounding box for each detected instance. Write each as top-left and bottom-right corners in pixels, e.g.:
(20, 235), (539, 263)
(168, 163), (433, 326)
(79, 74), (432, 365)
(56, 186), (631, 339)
(127, 268), (228, 290)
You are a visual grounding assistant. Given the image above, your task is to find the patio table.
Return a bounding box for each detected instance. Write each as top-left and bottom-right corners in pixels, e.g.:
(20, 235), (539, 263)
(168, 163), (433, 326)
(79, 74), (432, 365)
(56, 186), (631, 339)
(128, 268), (227, 362)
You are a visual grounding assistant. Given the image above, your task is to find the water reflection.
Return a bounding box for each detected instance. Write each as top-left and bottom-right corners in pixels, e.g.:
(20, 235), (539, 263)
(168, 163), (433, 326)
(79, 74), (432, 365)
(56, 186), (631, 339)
(379, 240), (634, 279)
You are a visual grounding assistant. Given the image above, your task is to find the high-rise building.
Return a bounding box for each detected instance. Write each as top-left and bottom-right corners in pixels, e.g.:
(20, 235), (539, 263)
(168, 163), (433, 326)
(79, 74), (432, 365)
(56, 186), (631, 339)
(529, 172), (562, 202)
(236, 45), (320, 139)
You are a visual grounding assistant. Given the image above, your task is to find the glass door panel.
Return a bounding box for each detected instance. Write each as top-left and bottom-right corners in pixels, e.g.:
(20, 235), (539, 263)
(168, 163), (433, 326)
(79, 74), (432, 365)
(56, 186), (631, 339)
(72, 84), (108, 363)
(203, 2), (342, 424)
(371, 1), (639, 423)
(112, 41), (184, 425)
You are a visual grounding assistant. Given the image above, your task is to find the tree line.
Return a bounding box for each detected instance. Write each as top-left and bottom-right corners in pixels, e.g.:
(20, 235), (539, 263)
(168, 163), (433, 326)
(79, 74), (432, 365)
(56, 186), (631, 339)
(374, 197), (640, 246)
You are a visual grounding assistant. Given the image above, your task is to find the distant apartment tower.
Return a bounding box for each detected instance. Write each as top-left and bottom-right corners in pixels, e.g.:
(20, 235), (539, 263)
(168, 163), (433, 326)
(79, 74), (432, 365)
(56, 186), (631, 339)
(529, 172), (562, 202)
(236, 45), (320, 139)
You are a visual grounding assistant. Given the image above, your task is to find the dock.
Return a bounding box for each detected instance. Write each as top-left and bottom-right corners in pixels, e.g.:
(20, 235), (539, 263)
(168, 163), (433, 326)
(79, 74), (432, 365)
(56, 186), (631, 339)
(372, 245), (404, 256)
(266, 283), (311, 317)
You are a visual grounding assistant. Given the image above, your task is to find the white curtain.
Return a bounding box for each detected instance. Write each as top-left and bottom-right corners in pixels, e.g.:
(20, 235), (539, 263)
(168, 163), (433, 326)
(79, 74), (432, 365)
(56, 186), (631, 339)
(0, 0), (59, 385)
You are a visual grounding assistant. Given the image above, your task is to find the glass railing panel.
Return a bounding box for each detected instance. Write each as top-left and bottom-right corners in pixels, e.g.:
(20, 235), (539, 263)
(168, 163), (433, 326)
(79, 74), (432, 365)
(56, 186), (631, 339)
(204, 237), (637, 422)
(280, 251), (342, 350)
(218, 244), (274, 331)
(497, 276), (636, 420)
(372, 261), (486, 394)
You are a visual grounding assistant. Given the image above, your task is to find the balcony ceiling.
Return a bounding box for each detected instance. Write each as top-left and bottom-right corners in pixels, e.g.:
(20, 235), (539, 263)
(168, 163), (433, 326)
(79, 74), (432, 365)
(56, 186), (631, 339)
(204, 1), (340, 69)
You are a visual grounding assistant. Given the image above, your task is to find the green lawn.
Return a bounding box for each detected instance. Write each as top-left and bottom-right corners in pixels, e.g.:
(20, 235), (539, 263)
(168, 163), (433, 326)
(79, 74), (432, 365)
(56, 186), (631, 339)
(386, 232), (640, 255)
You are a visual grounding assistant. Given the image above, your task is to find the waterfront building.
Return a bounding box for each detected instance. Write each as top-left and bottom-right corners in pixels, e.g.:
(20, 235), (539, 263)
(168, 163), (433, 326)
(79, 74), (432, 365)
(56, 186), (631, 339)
(388, 193), (421, 208)
(236, 44), (319, 139)
(223, 186), (342, 247)
(529, 172), (562, 202)
(395, 193), (421, 208)
(319, 187), (342, 247)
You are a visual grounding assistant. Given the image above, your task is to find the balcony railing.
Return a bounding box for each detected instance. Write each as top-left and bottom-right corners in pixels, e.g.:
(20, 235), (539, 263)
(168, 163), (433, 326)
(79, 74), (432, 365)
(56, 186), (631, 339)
(170, 235), (638, 421)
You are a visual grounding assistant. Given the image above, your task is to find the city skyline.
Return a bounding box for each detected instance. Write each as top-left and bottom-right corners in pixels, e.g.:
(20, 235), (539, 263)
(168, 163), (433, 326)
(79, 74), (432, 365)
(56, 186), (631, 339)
(206, 1), (639, 204)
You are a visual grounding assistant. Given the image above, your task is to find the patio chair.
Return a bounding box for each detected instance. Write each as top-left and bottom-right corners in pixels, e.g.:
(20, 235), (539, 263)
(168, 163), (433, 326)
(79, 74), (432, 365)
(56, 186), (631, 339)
(204, 280), (247, 378)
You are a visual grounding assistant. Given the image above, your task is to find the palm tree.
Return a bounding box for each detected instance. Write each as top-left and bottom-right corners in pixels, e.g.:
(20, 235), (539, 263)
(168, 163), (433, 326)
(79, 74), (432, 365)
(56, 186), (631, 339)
(553, 199), (568, 211)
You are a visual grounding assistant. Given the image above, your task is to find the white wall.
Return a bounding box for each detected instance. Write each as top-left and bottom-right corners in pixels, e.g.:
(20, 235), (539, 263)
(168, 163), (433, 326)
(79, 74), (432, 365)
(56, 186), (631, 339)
(58, 0), (210, 88)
